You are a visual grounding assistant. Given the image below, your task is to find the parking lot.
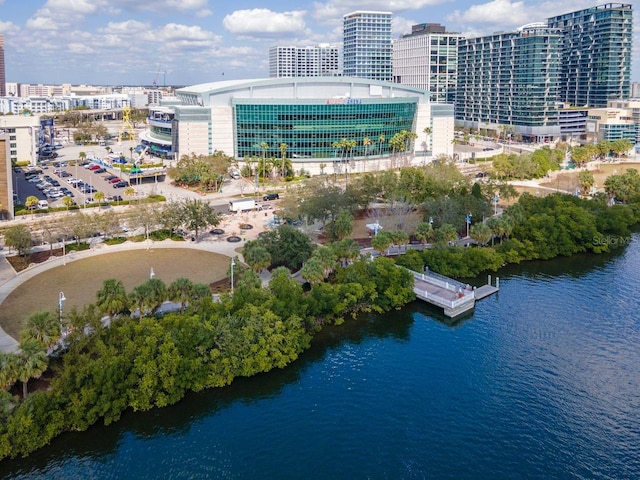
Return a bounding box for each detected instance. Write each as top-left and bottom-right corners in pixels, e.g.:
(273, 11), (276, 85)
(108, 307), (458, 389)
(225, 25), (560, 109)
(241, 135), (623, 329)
(13, 139), (160, 209)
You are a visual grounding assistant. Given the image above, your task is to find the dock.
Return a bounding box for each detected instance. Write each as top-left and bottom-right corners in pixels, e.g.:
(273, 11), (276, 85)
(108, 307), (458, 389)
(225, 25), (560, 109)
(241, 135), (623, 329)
(408, 269), (499, 318)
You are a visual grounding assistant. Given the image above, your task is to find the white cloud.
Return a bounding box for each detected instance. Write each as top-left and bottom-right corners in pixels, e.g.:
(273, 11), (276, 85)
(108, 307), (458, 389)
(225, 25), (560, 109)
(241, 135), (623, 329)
(106, 0), (209, 13)
(223, 9), (307, 37)
(447, 0), (528, 27)
(25, 16), (59, 31)
(393, 16), (417, 38)
(67, 42), (96, 54)
(140, 23), (221, 42)
(43, 0), (101, 15)
(196, 9), (213, 18)
(312, 0), (443, 21)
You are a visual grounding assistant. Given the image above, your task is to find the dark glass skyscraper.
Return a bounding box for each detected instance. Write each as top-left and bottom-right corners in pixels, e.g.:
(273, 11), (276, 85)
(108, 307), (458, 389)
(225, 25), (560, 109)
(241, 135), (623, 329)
(547, 3), (633, 107)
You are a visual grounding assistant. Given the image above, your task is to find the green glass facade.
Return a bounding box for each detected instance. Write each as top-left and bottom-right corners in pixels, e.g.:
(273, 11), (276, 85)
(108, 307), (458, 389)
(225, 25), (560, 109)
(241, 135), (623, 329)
(234, 99), (417, 159)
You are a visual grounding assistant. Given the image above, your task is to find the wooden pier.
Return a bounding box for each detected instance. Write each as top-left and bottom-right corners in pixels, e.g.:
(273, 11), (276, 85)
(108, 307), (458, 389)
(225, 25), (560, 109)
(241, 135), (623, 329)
(409, 269), (499, 318)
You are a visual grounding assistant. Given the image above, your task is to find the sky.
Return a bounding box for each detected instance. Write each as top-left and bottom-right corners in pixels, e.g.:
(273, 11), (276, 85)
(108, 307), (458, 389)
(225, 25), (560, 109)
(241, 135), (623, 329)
(0, 0), (638, 87)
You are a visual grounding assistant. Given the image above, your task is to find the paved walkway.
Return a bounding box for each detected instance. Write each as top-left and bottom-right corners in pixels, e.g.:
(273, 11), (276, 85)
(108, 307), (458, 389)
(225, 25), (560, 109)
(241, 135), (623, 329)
(0, 207), (275, 353)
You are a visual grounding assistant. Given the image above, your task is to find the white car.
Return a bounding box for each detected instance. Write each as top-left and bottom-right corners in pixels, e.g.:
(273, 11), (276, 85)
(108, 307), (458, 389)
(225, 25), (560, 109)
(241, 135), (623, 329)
(28, 176), (42, 183)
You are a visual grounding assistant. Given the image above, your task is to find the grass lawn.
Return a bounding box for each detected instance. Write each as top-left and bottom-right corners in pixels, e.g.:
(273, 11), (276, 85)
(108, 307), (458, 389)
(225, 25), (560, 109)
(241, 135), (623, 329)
(0, 249), (230, 339)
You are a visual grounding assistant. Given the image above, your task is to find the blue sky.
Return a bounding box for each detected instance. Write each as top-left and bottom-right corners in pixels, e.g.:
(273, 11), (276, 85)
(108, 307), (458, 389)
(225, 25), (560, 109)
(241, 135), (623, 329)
(1, 0), (638, 87)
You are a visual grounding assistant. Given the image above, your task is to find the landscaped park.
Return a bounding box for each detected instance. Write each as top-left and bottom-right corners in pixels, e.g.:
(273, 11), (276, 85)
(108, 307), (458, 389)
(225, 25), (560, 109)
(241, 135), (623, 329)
(0, 248), (231, 339)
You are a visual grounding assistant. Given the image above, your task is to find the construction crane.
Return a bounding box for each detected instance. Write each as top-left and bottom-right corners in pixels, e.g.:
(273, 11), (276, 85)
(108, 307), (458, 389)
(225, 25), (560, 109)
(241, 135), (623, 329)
(151, 70), (168, 88)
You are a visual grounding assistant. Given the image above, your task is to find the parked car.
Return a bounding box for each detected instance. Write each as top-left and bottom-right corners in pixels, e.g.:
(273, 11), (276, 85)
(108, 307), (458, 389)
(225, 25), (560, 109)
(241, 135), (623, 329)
(108, 177), (122, 184)
(105, 175), (118, 181)
(93, 168), (106, 174)
(88, 164), (101, 171)
(113, 181), (128, 188)
(263, 193), (280, 201)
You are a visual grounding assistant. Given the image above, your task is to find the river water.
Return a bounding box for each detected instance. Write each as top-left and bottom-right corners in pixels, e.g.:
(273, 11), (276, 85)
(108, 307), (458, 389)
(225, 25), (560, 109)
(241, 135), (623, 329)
(2, 236), (640, 479)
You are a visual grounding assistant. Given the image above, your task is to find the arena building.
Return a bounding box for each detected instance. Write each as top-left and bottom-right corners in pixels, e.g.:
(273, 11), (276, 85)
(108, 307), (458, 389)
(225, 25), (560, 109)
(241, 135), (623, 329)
(142, 77), (454, 175)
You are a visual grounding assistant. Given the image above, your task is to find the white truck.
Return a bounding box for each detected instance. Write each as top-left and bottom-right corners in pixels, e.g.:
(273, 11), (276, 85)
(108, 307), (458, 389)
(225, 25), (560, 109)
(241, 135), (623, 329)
(229, 198), (261, 213)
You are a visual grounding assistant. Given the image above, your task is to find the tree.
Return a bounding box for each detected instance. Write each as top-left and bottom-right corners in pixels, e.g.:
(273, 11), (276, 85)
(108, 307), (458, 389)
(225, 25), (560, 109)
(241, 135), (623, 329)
(243, 241), (272, 272)
(279, 143), (288, 178)
(326, 209), (354, 241)
(423, 126), (432, 158)
(434, 224), (458, 246)
(14, 338), (48, 399)
(130, 279), (167, 317)
(4, 224), (32, 256)
(414, 221), (434, 245)
(124, 186), (135, 199)
(94, 191), (105, 206)
(25, 195), (38, 215)
(470, 222), (492, 246)
(160, 201), (184, 237)
(181, 198), (221, 240)
(578, 170), (595, 195)
(363, 137), (372, 172)
(62, 195), (75, 211)
(301, 256), (325, 285)
(260, 142), (269, 183)
(0, 353), (18, 391)
(21, 311), (60, 351)
(168, 277), (194, 314)
(78, 151), (86, 164)
(371, 230), (394, 255)
(96, 279), (129, 318)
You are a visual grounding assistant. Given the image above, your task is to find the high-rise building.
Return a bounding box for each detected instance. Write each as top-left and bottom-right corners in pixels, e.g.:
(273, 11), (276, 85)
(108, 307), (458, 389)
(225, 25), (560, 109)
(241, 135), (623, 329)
(547, 3), (633, 107)
(269, 45), (340, 78)
(0, 34), (6, 97)
(343, 11), (392, 81)
(392, 23), (463, 103)
(456, 23), (561, 141)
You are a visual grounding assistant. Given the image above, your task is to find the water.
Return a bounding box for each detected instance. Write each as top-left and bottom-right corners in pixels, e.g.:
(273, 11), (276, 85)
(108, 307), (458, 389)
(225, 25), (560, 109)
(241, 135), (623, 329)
(3, 236), (640, 479)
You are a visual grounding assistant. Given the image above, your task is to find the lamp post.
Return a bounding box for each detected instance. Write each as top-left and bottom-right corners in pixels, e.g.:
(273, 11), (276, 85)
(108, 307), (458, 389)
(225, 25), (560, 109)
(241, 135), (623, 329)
(230, 257), (235, 296)
(150, 267), (155, 279)
(58, 291), (66, 332)
(493, 195), (499, 215)
(465, 213), (472, 238)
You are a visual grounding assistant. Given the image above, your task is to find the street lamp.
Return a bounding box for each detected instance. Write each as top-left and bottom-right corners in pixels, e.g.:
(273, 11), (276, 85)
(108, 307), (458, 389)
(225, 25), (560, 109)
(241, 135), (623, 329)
(58, 292), (66, 331)
(230, 257), (235, 296)
(465, 213), (472, 238)
(493, 195), (499, 215)
(150, 267), (155, 279)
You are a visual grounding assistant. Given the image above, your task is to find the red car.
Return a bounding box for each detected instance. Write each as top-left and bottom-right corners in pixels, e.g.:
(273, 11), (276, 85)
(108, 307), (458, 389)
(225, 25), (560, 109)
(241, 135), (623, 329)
(108, 177), (122, 184)
(88, 164), (101, 171)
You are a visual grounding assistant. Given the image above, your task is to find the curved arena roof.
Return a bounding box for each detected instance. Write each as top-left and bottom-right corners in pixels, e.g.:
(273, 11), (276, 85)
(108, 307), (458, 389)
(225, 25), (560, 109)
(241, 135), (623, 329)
(175, 77), (429, 107)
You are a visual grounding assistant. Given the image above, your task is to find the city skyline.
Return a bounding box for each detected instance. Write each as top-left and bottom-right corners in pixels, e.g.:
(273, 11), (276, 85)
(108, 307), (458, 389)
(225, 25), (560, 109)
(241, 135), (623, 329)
(0, 1), (638, 87)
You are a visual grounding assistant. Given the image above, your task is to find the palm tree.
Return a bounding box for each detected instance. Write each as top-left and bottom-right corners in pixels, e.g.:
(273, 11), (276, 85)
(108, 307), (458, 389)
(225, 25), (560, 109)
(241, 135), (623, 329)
(15, 338), (48, 399)
(62, 195), (74, 212)
(96, 279), (128, 318)
(279, 143), (288, 178)
(0, 352), (18, 391)
(94, 191), (105, 206)
(301, 257), (325, 285)
(129, 146), (134, 160)
(168, 277), (194, 314)
(21, 311), (60, 351)
(423, 126), (432, 158)
(25, 195), (38, 216)
(260, 142), (269, 186)
(362, 137), (371, 172)
(78, 151), (86, 164)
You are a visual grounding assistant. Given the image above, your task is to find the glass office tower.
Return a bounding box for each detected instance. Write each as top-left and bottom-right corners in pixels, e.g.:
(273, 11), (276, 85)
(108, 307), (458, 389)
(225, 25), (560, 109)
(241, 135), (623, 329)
(456, 24), (561, 140)
(547, 3), (633, 107)
(343, 11), (392, 81)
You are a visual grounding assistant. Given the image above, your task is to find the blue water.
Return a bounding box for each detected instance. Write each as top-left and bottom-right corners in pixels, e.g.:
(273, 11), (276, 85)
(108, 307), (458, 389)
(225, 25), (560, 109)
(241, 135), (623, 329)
(3, 237), (640, 479)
